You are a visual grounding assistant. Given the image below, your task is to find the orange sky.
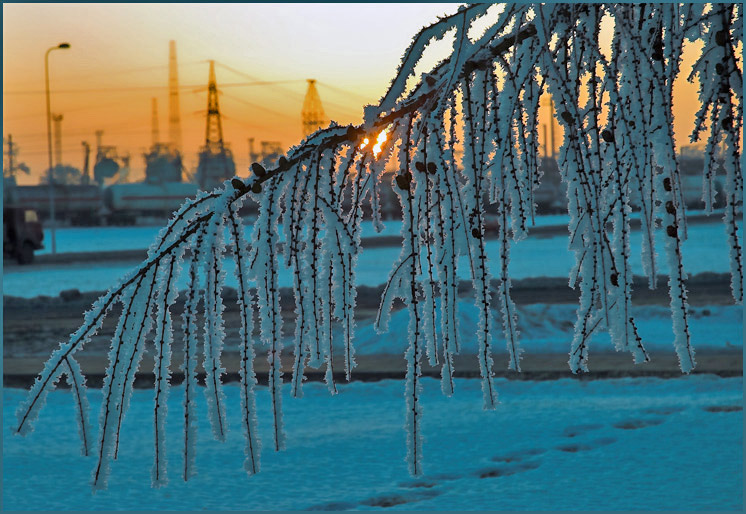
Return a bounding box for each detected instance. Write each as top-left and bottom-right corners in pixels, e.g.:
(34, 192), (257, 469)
(2, 3), (716, 185)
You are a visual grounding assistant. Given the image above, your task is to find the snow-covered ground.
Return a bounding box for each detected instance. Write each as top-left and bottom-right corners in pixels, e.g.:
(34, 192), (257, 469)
(351, 301), (743, 356)
(34, 217), (577, 256)
(3, 220), (735, 298)
(3, 376), (742, 510)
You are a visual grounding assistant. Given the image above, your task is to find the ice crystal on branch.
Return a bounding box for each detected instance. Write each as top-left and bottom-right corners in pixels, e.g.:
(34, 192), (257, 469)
(15, 3), (743, 488)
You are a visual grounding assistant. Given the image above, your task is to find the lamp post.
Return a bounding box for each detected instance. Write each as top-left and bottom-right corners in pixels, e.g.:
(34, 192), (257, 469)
(45, 42), (70, 255)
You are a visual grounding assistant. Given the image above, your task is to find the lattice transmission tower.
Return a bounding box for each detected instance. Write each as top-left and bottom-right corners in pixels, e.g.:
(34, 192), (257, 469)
(302, 79), (326, 137)
(196, 60), (235, 190)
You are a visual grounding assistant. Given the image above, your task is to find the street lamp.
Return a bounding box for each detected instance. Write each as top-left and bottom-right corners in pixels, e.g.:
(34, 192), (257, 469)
(45, 42), (70, 255)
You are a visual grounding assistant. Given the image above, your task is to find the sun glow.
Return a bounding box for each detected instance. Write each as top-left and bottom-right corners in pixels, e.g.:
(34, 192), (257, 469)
(359, 127), (390, 158)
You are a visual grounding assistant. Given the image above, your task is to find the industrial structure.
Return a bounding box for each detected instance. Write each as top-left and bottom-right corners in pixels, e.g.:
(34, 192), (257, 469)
(92, 131), (122, 186)
(195, 60), (235, 190)
(168, 40), (182, 154)
(301, 79), (326, 137)
(248, 138), (284, 168)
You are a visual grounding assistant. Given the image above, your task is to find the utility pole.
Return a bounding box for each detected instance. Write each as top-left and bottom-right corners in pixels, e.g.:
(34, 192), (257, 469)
(52, 113), (63, 168)
(45, 42), (70, 255)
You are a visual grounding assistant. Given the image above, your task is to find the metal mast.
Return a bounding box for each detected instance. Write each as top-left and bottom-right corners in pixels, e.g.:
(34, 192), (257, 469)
(81, 141), (90, 185)
(52, 113), (63, 167)
(302, 79), (326, 137)
(151, 97), (160, 146)
(168, 40), (182, 153)
(204, 60), (224, 152)
(5, 134), (16, 179)
(195, 60), (235, 190)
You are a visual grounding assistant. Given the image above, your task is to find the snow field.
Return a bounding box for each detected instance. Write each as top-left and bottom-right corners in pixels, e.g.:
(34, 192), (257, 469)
(350, 301), (743, 356)
(3, 376), (742, 510)
(3, 221), (735, 299)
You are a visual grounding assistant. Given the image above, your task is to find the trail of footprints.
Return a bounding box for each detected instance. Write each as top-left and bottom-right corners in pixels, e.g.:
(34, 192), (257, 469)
(308, 402), (741, 510)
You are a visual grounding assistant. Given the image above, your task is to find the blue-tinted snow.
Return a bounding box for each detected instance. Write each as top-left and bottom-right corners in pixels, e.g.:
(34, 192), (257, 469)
(3, 376), (742, 510)
(352, 300), (743, 355)
(3, 221), (735, 298)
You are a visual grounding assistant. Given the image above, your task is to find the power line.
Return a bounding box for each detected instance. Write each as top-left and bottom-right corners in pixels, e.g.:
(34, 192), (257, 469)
(220, 91), (295, 120)
(3, 80), (304, 95)
(316, 81), (374, 103)
(4, 61), (205, 91)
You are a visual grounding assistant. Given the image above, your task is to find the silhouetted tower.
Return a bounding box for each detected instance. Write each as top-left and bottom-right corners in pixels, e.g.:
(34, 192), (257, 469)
(196, 60), (235, 190)
(5, 134), (16, 179)
(81, 141), (91, 185)
(168, 40), (182, 153)
(302, 79), (326, 137)
(52, 113), (63, 167)
(151, 97), (160, 146)
(4, 134), (29, 186)
(204, 60), (224, 153)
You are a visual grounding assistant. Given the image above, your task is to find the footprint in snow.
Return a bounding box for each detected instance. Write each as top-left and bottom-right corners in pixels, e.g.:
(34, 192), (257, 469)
(702, 405), (742, 413)
(642, 406), (685, 416)
(360, 489), (442, 508)
(475, 460), (541, 479)
(398, 480), (439, 489)
(563, 423), (604, 438)
(613, 418), (664, 430)
(555, 436), (617, 453)
(491, 447), (546, 463)
(307, 501), (358, 511)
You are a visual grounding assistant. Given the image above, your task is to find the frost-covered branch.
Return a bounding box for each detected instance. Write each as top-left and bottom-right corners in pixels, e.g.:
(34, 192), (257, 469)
(15, 2), (743, 488)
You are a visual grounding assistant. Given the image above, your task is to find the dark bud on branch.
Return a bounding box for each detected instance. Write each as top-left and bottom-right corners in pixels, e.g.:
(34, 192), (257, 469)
(561, 111), (574, 124)
(610, 273), (619, 287)
(425, 75), (437, 88)
(715, 63), (725, 75)
(601, 130), (614, 143)
(722, 117), (733, 130)
(715, 29), (729, 46)
(471, 227), (482, 239)
(651, 39), (664, 61)
(251, 162), (267, 177)
(665, 200), (676, 215)
(463, 60), (477, 76)
(252, 182), (262, 194)
(666, 224), (677, 238)
(396, 172), (412, 191)
(427, 162), (437, 174)
(278, 156), (289, 170)
(347, 125), (357, 140)
(663, 177), (672, 192)
(231, 178), (247, 192)
(415, 161), (426, 173)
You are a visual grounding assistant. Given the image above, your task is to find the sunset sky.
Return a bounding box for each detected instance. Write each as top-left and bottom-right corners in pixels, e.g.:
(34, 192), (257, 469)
(4, 3), (708, 185)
